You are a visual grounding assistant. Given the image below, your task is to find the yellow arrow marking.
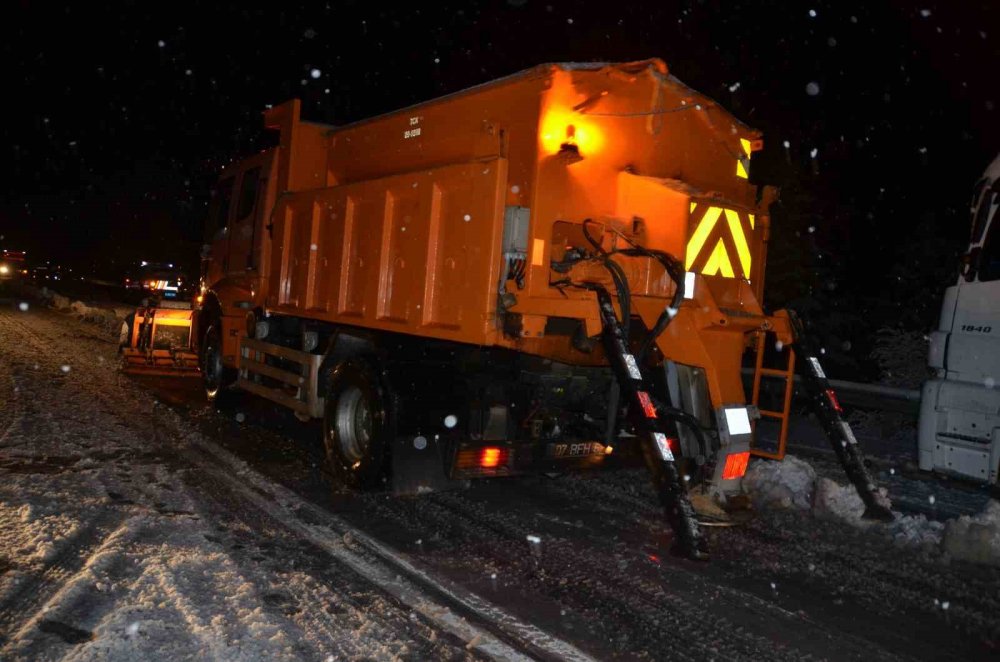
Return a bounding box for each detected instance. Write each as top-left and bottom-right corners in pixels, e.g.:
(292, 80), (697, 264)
(702, 239), (735, 278)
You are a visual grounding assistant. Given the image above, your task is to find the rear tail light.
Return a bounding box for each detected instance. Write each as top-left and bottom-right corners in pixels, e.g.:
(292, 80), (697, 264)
(721, 451), (750, 480)
(480, 447), (502, 468)
(455, 446), (512, 476)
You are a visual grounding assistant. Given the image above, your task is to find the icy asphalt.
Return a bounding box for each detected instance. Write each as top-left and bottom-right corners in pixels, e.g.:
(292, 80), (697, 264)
(0, 299), (998, 661)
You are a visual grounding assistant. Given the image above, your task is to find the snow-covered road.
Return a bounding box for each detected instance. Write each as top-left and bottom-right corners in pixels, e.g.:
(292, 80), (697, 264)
(1, 300), (999, 660)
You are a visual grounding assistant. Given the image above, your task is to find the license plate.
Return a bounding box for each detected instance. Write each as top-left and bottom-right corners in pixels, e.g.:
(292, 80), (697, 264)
(547, 441), (606, 458)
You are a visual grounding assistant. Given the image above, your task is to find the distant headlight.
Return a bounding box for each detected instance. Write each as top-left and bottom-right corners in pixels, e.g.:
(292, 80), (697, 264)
(0, 265), (9, 274)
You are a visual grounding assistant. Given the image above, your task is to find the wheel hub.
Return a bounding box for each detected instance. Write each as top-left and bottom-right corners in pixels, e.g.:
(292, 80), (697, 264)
(333, 386), (372, 463)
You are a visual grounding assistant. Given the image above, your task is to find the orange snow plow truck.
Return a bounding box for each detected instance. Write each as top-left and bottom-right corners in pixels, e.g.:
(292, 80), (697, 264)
(129, 60), (894, 559)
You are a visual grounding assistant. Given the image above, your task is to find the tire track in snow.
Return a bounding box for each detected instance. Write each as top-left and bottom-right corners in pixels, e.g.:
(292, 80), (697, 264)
(0, 510), (127, 647)
(0, 307), (597, 662)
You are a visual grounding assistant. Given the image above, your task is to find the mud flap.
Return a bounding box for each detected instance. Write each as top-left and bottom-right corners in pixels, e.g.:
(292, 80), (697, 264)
(390, 434), (468, 496)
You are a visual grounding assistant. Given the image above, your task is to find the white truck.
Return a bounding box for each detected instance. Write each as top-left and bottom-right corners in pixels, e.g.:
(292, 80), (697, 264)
(920, 153), (1000, 483)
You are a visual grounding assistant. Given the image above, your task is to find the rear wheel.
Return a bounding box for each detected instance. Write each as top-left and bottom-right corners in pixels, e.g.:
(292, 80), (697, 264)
(323, 359), (394, 490)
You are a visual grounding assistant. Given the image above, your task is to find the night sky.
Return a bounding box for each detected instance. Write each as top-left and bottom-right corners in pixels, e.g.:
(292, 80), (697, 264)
(3, 1), (998, 369)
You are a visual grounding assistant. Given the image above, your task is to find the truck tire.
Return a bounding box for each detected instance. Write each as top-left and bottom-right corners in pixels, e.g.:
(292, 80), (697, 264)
(323, 359), (394, 490)
(201, 325), (237, 403)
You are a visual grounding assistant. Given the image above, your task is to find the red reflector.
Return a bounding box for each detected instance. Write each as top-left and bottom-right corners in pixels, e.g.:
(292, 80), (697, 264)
(722, 451), (750, 480)
(481, 447), (502, 468)
(667, 437), (680, 454)
(637, 391), (657, 418)
(825, 389), (843, 414)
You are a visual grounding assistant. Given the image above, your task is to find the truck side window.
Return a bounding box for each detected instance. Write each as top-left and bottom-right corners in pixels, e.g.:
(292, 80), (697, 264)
(971, 178), (997, 245)
(206, 177), (235, 239)
(979, 213), (1000, 281)
(236, 167), (262, 221)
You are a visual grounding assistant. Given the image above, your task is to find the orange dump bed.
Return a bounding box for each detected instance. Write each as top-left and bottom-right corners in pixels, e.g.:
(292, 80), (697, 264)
(211, 59), (779, 406)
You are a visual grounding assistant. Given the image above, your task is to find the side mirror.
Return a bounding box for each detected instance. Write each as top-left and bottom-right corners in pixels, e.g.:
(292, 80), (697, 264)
(961, 246), (982, 282)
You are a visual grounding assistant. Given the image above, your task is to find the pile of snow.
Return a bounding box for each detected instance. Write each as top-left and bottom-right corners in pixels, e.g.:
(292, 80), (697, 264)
(33, 287), (126, 335)
(742, 455), (816, 511)
(743, 455), (998, 562)
(813, 476), (866, 522)
(888, 513), (945, 549)
(942, 500), (1000, 567)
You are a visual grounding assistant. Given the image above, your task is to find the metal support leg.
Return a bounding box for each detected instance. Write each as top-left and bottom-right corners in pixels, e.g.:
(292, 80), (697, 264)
(592, 287), (708, 559)
(788, 312), (894, 521)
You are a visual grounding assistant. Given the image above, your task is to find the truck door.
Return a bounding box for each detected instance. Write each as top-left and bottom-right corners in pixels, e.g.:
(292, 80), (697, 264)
(202, 175), (235, 289)
(948, 175), (1000, 381)
(227, 153), (272, 276)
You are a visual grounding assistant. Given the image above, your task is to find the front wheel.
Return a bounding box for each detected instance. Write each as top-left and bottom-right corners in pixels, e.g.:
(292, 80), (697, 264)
(201, 325), (237, 402)
(323, 359), (394, 490)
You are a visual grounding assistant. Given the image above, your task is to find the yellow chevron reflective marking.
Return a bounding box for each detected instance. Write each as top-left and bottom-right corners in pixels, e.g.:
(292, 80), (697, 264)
(725, 209), (752, 277)
(689, 202), (697, 213)
(685, 206), (722, 270)
(749, 213), (755, 229)
(737, 138), (752, 179)
(702, 239), (735, 277)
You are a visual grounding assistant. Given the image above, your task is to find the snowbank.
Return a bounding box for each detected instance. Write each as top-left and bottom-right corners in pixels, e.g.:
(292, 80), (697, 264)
(742, 455), (816, 511)
(813, 476), (866, 522)
(743, 455), (996, 561)
(942, 500), (1000, 567)
(32, 287), (127, 336)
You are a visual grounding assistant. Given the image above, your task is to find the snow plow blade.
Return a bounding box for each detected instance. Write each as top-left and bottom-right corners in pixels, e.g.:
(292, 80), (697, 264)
(120, 303), (200, 377)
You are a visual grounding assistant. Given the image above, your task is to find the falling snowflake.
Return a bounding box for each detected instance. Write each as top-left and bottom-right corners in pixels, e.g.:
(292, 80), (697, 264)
(157, 40), (165, 48)
(18, 302), (28, 312)
(728, 81), (741, 92)
(810, 147), (819, 158)
(929, 495), (936, 505)
(782, 140), (791, 149)
(310, 68), (321, 79)
(236, 412), (246, 423)
(443, 414), (457, 428)
(806, 82), (820, 96)
(463, 214), (472, 222)
(808, 9), (817, 18)
(60, 365), (71, 373)
(510, 184), (520, 194)
(920, 9), (932, 18)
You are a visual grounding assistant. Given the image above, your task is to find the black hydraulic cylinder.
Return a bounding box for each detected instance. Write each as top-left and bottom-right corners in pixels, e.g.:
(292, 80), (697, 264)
(789, 312), (894, 521)
(591, 286), (708, 560)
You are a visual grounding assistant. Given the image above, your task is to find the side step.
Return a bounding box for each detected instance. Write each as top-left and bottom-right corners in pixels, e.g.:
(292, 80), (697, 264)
(237, 338), (324, 419)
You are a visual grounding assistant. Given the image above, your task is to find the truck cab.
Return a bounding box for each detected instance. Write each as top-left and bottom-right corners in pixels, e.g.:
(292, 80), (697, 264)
(919, 153), (1000, 483)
